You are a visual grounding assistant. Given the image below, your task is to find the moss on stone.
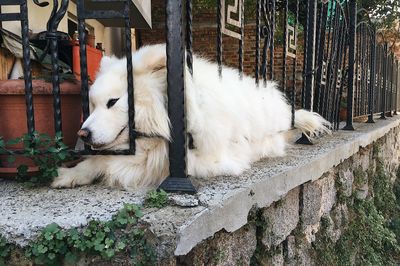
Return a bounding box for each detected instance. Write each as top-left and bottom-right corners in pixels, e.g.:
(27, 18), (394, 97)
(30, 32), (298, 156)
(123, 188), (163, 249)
(312, 151), (400, 266)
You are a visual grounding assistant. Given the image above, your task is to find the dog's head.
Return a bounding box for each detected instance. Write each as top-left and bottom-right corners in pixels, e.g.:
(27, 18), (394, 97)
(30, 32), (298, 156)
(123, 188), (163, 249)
(79, 44), (170, 150)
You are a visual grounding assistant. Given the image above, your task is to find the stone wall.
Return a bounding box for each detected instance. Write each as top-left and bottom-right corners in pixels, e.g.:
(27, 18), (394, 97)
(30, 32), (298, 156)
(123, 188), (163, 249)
(173, 125), (400, 265)
(2, 118), (400, 266)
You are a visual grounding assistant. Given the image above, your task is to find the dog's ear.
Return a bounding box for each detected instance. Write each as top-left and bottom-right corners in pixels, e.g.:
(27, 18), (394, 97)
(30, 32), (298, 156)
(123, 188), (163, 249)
(96, 56), (123, 77)
(133, 44), (166, 74)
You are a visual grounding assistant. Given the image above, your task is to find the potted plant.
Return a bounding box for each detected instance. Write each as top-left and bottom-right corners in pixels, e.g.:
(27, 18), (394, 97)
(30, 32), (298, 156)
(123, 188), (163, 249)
(0, 79), (82, 179)
(0, 132), (76, 184)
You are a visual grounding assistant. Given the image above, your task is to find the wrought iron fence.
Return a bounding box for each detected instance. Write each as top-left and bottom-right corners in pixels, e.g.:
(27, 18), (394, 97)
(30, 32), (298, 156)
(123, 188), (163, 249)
(0, 0), (399, 193)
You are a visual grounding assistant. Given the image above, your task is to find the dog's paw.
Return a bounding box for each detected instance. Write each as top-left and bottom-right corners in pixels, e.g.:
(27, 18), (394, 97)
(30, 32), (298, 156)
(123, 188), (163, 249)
(50, 168), (78, 189)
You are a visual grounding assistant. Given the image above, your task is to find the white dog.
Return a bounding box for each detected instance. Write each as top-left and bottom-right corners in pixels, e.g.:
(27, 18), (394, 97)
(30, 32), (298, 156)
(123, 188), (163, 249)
(51, 44), (330, 190)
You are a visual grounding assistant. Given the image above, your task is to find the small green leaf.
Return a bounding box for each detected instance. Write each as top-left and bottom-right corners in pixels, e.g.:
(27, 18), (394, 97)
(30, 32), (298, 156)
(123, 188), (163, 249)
(83, 229), (92, 237)
(6, 138), (21, 146)
(48, 147), (58, 153)
(44, 233), (53, 241)
(7, 156), (16, 164)
(94, 243), (105, 251)
(47, 253), (56, 260)
(17, 165), (28, 177)
(65, 252), (78, 264)
(104, 249), (115, 258)
(37, 244), (48, 254)
(116, 241), (126, 250)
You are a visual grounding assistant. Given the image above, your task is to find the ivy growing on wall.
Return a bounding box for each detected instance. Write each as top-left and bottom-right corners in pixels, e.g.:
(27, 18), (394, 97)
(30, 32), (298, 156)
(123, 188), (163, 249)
(0, 203), (156, 266)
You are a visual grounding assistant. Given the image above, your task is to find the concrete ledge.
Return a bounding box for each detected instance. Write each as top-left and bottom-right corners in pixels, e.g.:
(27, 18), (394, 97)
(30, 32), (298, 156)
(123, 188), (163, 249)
(1, 115), (400, 258)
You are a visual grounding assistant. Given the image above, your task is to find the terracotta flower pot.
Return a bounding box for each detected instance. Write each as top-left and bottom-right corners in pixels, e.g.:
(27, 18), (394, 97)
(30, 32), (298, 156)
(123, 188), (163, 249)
(0, 79), (82, 177)
(339, 108), (347, 121)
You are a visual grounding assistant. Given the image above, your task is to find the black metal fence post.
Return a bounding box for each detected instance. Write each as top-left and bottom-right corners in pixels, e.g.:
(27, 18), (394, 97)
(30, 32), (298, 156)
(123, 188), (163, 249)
(343, 0), (356, 130)
(20, 0), (35, 135)
(380, 42), (388, 119)
(123, 0), (136, 155)
(159, 0), (196, 194)
(76, 1), (90, 124)
(367, 26), (376, 123)
(47, 0), (69, 134)
(296, 0), (317, 144)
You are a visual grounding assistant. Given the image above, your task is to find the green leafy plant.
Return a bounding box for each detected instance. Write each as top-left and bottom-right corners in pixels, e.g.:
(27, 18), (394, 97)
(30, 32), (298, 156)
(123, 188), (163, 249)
(0, 236), (12, 266)
(144, 189), (169, 208)
(0, 132), (74, 184)
(25, 203), (155, 265)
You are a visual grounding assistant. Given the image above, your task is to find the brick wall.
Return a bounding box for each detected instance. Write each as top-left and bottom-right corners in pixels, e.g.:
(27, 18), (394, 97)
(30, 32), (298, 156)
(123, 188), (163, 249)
(139, 0), (305, 96)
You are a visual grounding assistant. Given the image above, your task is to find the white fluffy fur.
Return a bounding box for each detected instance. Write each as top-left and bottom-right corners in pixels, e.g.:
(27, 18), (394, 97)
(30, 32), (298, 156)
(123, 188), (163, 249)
(51, 44), (330, 190)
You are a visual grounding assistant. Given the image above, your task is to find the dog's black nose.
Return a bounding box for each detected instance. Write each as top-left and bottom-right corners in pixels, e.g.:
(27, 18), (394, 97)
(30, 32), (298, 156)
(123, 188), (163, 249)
(77, 128), (91, 143)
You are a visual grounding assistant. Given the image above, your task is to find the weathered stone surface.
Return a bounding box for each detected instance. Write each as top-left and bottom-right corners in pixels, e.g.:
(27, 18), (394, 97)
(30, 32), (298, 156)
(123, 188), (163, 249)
(322, 215), (341, 243)
(338, 169), (354, 197)
(355, 183), (369, 200)
(178, 224), (256, 266)
(257, 245), (284, 266)
(169, 194), (199, 207)
(302, 173), (336, 243)
(261, 187), (299, 249)
(302, 173), (336, 228)
(293, 239), (313, 266)
(284, 235), (296, 265)
(331, 203), (349, 229)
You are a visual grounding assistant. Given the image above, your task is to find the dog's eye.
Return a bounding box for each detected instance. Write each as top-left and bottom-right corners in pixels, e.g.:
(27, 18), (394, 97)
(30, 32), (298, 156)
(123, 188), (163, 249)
(107, 98), (119, 109)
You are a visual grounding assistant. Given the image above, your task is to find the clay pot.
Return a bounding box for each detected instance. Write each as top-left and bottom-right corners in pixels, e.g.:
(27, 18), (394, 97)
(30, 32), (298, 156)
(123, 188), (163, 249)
(339, 108), (347, 121)
(0, 79), (82, 177)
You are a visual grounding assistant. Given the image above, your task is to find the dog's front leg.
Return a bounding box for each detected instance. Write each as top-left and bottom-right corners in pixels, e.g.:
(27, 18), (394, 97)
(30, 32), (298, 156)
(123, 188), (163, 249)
(51, 156), (105, 188)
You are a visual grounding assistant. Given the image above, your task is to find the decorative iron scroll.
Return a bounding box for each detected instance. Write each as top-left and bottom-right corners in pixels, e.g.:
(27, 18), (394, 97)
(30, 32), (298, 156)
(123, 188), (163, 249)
(321, 61), (328, 85)
(221, 0), (243, 40)
(336, 69), (342, 89)
(286, 24), (296, 59)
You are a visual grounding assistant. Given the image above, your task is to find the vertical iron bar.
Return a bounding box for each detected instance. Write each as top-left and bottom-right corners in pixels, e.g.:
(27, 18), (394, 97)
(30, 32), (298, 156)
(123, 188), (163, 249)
(238, 0), (244, 78)
(255, 0), (261, 85)
(77, 2), (90, 122)
(261, 0), (270, 86)
(389, 53), (394, 116)
(376, 45), (382, 113)
(302, 0), (317, 111)
(343, 0), (355, 130)
(296, 0), (317, 144)
(159, 0), (196, 193)
(291, 0), (299, 127)
(49, 34), (62, 133)
(48, 0), (69, 134)
(186, 0), (193, 76)
(269, 0), (275, 79)
(324, 2), (340, 122)
(217, 0), (222, 77)
(124, 0), (136, 154)
(380, 43), (387, 119)
(314, 2), (327, 114)
(77, 1), (91, 151)
(354, 25), (359, 117)
(336, 34), (347, 129)
(20, 1), (35, 135)
(367, 28), (376, 123)
(282, 0), (288, 93)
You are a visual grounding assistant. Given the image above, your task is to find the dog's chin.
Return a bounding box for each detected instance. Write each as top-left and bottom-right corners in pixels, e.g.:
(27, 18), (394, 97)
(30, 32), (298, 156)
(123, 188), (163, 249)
(88, 138), (129, 150)
(87, 127), (129, 151)
(90, 142), (129, 151)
